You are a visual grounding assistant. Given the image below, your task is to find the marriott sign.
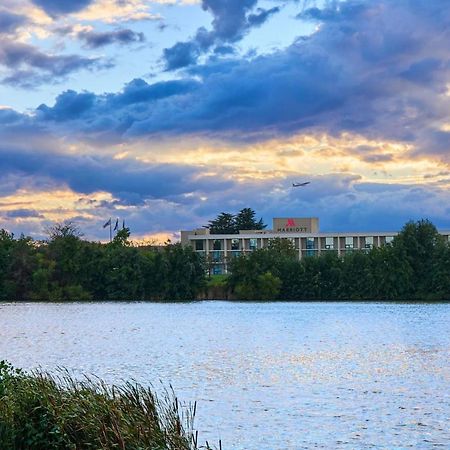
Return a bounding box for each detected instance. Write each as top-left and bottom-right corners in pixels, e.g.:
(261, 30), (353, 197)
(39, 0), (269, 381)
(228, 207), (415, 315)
(272, 217), (319, 234)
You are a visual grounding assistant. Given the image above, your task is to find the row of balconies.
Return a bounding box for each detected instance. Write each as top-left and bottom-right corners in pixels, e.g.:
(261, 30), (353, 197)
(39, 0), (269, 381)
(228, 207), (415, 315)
(193, 235), (395, 253)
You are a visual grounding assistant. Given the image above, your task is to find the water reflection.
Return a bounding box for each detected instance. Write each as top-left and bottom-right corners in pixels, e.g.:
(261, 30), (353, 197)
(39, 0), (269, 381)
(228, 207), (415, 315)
(0, 301), (448, 449)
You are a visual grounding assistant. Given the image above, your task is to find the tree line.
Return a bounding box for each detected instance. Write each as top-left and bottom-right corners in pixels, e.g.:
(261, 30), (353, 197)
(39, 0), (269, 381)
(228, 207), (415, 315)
(227, 220), (450, 301)
(0, 224), (204, 301)
(0, 219), (448, 301)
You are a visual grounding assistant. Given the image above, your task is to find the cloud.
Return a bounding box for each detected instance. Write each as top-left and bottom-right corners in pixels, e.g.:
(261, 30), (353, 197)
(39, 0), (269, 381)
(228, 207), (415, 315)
(2, 0), (450, 240)
(0, 38), (107, 87)
(201, 0), (258, 41)
(36, 77), (200, 126)
(163, 41), (200, 70)
(73, 0), (162, 23)
(32, 0), (450, 163)
(247, 6), (280, 27)
(5, 209), (44, 219)
(30, 0), (94, 16)
(77, 28), (146, 48)
(37, 90), (97, 120)
(163, 0), (280, 69)
(0, 10), (28, 34)
(0, 142), (234, 203)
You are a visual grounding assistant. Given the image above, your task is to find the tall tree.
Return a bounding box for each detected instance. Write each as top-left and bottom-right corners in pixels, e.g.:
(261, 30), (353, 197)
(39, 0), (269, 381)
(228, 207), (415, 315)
(44, 221), (90, 299)
(392, 219), (445, 298)
(207, 208), (266, 234)
(234, 208), (266, 231)
(208, 212), (237, 234)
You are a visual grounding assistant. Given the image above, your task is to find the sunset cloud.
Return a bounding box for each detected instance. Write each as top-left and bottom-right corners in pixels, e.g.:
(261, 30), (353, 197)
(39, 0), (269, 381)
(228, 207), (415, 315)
(0, 0), (449, 239)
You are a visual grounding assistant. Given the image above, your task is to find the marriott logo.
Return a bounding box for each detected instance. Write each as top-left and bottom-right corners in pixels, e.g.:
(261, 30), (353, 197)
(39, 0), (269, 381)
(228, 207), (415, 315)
(285, 218), (296, 227)
(276, 218), (308, 233)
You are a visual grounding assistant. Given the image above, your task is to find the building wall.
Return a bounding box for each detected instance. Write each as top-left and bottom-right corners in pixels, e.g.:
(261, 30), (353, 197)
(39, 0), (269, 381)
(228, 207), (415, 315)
(182, 230), (450, 275)
(181, 217), (450, 275)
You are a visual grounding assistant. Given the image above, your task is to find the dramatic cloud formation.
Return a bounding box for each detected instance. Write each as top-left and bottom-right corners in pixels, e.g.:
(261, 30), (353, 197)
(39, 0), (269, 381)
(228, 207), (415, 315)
(0, 0), (449, 239)
(31, 0), (95, 16)
(31, 0), (449, 162)
(163, 0), (280, 69)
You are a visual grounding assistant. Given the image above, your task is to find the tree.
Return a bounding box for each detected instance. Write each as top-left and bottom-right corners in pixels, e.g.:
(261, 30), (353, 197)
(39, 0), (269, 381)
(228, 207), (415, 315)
(431, 243), (450, 300)
(0, 229), (15, 300)
(206, 208), (266, 234)
(207, 212), (236, 234)
(392, 220), (445, 298)
(368, 245), (412, 300)
(159, 244), (206, 300)
(267, 237), (297, 259)
(102, 243), (143, 300)
(5, 235), (36, 300)
(234, 208), (266, 231)
(102, 227), (143, 300)
(228, 239), (296, 300)
(235, 271), (281, 300)
(112, 228), (131, 247)
(45, 222), (87, 298)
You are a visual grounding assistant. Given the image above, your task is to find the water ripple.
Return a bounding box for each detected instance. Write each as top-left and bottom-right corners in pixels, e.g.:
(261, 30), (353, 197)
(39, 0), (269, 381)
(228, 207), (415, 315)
(0, 301), (448, 449)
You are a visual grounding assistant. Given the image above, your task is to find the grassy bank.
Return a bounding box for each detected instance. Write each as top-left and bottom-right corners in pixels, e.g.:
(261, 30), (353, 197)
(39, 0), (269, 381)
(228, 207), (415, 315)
(0, 361), (207, 450)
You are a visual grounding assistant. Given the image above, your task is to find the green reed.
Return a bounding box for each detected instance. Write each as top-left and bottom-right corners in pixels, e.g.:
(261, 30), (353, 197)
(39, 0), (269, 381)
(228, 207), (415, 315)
(0, 360), (210, 450)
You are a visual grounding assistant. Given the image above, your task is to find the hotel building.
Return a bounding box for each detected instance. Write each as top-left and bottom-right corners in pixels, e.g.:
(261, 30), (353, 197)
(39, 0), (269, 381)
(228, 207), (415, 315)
(181, 217), (450, 275)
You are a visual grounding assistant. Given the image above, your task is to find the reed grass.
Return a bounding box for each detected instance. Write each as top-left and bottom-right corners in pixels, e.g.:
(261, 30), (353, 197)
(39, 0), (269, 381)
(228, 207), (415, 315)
(0, 360), (210, 450)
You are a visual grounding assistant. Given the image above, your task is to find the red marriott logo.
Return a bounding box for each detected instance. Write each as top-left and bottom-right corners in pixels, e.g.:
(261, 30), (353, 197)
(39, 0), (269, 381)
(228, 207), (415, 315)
(285, 218), (296, 227)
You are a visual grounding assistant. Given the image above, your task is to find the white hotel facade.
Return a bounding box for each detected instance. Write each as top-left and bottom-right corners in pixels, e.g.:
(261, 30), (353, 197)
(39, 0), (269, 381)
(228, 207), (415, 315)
(181, 217), (450, 275)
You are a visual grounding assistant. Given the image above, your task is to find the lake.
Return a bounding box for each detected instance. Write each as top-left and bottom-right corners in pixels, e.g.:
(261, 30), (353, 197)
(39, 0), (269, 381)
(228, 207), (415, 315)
(0, 301), (449, 449)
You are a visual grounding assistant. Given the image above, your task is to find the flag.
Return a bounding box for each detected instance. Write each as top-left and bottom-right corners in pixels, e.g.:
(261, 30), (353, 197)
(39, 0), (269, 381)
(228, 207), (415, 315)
(103, 218), (111, 228)
(114, 218), (119, 231)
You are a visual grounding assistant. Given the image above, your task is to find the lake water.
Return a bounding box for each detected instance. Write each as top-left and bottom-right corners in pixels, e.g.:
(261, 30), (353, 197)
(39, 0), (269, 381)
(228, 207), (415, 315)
(0, 301), (449, 449)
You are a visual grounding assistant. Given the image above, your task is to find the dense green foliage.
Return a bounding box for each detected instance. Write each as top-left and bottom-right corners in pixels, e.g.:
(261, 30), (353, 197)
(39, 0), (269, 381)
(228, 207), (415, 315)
(207, 208), (266, 234)
(0, 219), (448, 301)
(227, 220), (450, 301)
(0, 361), (203, 450)
(0, 225), (205, 301)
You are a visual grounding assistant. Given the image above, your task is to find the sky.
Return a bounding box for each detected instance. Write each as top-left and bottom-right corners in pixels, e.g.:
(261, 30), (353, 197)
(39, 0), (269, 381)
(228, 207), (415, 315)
(0, 0), (449, 242)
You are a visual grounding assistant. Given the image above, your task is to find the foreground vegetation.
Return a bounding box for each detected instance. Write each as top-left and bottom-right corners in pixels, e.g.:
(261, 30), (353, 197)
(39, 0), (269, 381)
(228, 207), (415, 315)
(0, 219), (448, 301)
(0, 361), (205, 450)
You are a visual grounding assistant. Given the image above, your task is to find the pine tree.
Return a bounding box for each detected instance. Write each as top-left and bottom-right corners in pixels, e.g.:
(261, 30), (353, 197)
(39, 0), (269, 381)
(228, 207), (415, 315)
(207, 212), (237, 234)
(234, 208), (266, 231)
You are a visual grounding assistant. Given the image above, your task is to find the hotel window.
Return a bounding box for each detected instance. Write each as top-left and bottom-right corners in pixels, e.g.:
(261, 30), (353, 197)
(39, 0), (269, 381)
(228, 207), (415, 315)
(249, 238), (257, 251)
(231, 238), (240, 250)
(306, 238), (315, 256)
(345, 237), (353, 249)
(325, 237), (334, 249)
(195, 240), (204, 251)
(213, 239), (222, 250)
(365, 236), (373, 249)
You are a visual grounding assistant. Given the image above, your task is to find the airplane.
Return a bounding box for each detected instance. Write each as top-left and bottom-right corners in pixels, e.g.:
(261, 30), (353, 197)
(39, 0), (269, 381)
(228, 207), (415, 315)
(292, 181), (311, 187)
